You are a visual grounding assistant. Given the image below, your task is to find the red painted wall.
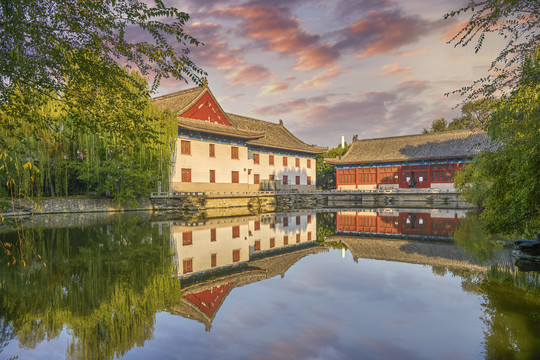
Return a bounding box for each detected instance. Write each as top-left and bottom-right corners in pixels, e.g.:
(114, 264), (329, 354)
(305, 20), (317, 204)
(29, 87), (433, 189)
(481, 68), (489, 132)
(181, 92), (232, 126)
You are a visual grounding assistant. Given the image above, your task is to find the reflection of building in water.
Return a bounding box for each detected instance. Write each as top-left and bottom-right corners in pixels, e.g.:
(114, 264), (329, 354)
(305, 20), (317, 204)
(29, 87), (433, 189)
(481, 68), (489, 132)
(168, 212), (327, 331)
(336, 209), (467, 241)
(325, 235), (492, 272)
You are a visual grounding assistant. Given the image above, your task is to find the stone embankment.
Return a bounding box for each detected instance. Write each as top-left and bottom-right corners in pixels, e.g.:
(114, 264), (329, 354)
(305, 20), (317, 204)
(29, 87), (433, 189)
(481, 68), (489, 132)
(2, 189), (475, 222)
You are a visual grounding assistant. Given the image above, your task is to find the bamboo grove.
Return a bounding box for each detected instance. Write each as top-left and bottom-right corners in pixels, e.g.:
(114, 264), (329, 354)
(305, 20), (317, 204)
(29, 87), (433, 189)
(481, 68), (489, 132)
(0, 72), (178, 206)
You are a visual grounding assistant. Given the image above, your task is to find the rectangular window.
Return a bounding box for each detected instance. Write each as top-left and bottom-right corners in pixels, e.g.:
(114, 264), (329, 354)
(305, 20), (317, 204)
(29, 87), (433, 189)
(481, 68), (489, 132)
(209, 169), (215, 183)
(269, 155), (274, 165)
(232, 225), (240, 238)
(337, 169), (356, 185)
(270, 222), (275, 229)
(181, 140), (191, 155)
(233, 249), (240, 263)
(307, 176), (312, 185)
(253, 153), (260, 164)
(307, 159), (311, 168)
(379, 166), (399, 183)
(232, 171), (239, 183)
(269, 174), (275, 181)
(283, 217), (288, 227)
(254, 220), (260, 230)
(283, 236), (289, 245)
(308, 231), (312, 241)
(211, 228), (217, 242)
(183, 259), (193, 273)
(283, 156), (288, 166)
(255, 240), (261, 251)
(231, 146), (239, 159)
(296, 233), (301, 243)
(432, 164), (459, 183)
(358, 168), (377, 184)
(270, 237), (275, 248)
(182, 232), (192, 246)
(283, 175), (288, 185)
(254, 174), (260, 184)
(181, 168), (191, 182)
(211, 253), (217, 267)
(209, 143), (215, 157)
(296, 176), (300, 185)
(295, 158), (300, 167)
(307, 215), (312, 223)
(296, 216), (301, 225)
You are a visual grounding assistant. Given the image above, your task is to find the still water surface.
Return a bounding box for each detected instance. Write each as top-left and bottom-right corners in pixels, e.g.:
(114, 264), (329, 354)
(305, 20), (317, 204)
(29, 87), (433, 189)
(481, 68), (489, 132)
(1, 209), (539, 359)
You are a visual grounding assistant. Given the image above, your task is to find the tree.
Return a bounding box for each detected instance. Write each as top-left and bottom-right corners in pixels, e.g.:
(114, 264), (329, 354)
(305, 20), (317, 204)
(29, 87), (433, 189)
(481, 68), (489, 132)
(422, 100), (495, 133)
(0, 0), (204, 143)
(316, 142), (349, 190)
(446, 1), (539, 237)
(445, 0), (539, 100)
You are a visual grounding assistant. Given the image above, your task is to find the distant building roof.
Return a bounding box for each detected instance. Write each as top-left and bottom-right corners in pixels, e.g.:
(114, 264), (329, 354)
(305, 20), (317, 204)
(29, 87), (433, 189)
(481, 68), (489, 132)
(152, 81), (327, 154)
(326, 130), (490, 165)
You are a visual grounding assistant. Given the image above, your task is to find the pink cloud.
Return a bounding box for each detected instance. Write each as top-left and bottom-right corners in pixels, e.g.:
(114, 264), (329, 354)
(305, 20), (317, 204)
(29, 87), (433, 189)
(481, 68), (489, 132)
(295, 66), (342, 90)
(379, 63), (412, 76)
(213, 5), (339, 71)
(260, 81), (290, 95)
(226, 64), (272, 86)
(334, 9), (446, 58)
(393, 46), (430, 57)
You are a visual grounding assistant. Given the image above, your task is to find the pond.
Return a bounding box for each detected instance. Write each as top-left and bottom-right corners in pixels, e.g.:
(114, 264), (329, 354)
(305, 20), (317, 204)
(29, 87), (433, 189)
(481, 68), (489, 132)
(1, 208), (539, 359)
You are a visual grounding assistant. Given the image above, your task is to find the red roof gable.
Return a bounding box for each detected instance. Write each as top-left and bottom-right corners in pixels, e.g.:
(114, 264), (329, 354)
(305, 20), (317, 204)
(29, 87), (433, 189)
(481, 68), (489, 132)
(181, 92), (232, 126)
(182, 282), (234, 318)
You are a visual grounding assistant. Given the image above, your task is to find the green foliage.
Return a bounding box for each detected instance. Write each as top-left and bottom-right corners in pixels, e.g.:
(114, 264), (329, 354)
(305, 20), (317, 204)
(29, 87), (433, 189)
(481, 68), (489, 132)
(316, 212), (336, 242)
(316, 142), (350, 190)
(0, 72), (178, 207)
(445, 0), (539, 100)
(0, 217), (182, 359)
(458, 55), (540, 237)
(422, 100), (495, 133)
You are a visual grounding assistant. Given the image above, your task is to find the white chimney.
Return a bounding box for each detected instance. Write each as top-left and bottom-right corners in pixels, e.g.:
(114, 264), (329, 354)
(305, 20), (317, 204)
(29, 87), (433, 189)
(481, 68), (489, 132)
(341, 135), (345, 148)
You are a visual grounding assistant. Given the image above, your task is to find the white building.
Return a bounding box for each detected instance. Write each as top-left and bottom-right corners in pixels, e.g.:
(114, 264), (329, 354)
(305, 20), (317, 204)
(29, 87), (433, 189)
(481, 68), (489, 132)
(153, 79), (326, 193)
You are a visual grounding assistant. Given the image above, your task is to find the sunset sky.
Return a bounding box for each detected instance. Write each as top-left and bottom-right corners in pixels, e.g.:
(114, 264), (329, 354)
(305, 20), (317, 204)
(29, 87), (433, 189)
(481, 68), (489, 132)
(155, 0), (504, 148)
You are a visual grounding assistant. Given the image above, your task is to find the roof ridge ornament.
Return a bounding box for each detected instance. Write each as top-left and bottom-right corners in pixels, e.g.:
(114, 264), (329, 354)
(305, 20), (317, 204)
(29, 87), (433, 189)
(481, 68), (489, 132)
(201, 77), (208, 87)
(279, 119), (283, 125)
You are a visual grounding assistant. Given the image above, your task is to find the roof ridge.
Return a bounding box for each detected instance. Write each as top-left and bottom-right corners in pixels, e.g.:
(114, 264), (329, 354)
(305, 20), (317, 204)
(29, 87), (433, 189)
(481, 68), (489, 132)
(226, 112), (279, 126)
(151, 86), (201, 101)
(352, 129), (482, 143)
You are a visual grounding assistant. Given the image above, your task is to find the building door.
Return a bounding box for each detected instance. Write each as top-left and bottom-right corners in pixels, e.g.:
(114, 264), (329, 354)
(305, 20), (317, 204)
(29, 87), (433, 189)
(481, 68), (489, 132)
(400, 166), (429, 188)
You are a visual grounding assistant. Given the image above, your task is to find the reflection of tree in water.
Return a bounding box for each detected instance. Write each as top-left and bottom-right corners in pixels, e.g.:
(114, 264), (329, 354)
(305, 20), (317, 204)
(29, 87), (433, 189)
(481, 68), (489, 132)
(453, 212), (509, 263)
(436, 263), (540, 358)
(316, 212), (336, 243)
(0, 216), (181, 360)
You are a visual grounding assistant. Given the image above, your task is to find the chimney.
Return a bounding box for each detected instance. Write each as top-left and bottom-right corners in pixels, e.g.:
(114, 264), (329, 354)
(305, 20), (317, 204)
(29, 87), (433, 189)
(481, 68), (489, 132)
(341, 135), (345, 148)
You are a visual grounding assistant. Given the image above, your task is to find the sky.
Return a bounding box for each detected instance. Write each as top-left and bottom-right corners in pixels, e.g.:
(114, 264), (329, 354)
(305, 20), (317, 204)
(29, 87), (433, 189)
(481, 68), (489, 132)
(153, 0), (505, 148)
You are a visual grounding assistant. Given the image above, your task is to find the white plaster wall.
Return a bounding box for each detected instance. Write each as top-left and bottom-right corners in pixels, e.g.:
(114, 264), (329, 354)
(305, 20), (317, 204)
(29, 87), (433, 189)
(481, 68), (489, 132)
(248, 150), (316, 186)
(172, 213), (317, 276)
(172, 138), (251, 185)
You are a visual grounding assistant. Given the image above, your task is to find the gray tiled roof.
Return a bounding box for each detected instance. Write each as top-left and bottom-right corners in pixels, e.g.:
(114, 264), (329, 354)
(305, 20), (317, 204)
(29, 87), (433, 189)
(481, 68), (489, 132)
(326, 130), (490, 165)
(178, 117), (265, 139)
(227, 113), (327, 154)
(152, 83), (327, 154)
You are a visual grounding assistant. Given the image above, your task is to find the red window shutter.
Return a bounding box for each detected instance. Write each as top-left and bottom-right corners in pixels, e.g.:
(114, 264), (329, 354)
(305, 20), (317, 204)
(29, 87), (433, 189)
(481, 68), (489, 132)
(307, 176), (311, 185)
(232, 171), (239, 183)
(231, 146), (239, 159)
(181, 168), (191, 182)
(296, 216), (301, 225)
(308, 232), (312, 241)
(283, 175), (288, 185)
(211, 253), (217, 267)
(233, 249), (240, 262)
(209, 143), (215, 157)
(269, 155), (274, 165)
(283, 156), (288, 166)
(283, 217), (288, 226)
(211, 228), (217, 242)
(296, 176), (300, 185)
(296, 233), (301, 243)
(254, 174), (260, 184)
(232, 225), (240, 238)
(283, 236), (288, 245)
(307, 159), (311, 168)
(270, 237), (275, 248)
(183, 259), (193, 273)
(210, 170), (215, 183)
(254, 221), (260, 230)
(182, 231), (193, 246)
(269, 174), (275, 181)
(295, 158), (300, 167)
(181, 140), (191, 155)
(254, 153), (260, 164)
(255, 240), (261, 251)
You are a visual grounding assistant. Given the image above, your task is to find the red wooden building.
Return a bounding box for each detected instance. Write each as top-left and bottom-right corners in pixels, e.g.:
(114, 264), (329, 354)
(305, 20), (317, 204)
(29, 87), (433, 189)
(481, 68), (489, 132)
(325, 130), (490, 190)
